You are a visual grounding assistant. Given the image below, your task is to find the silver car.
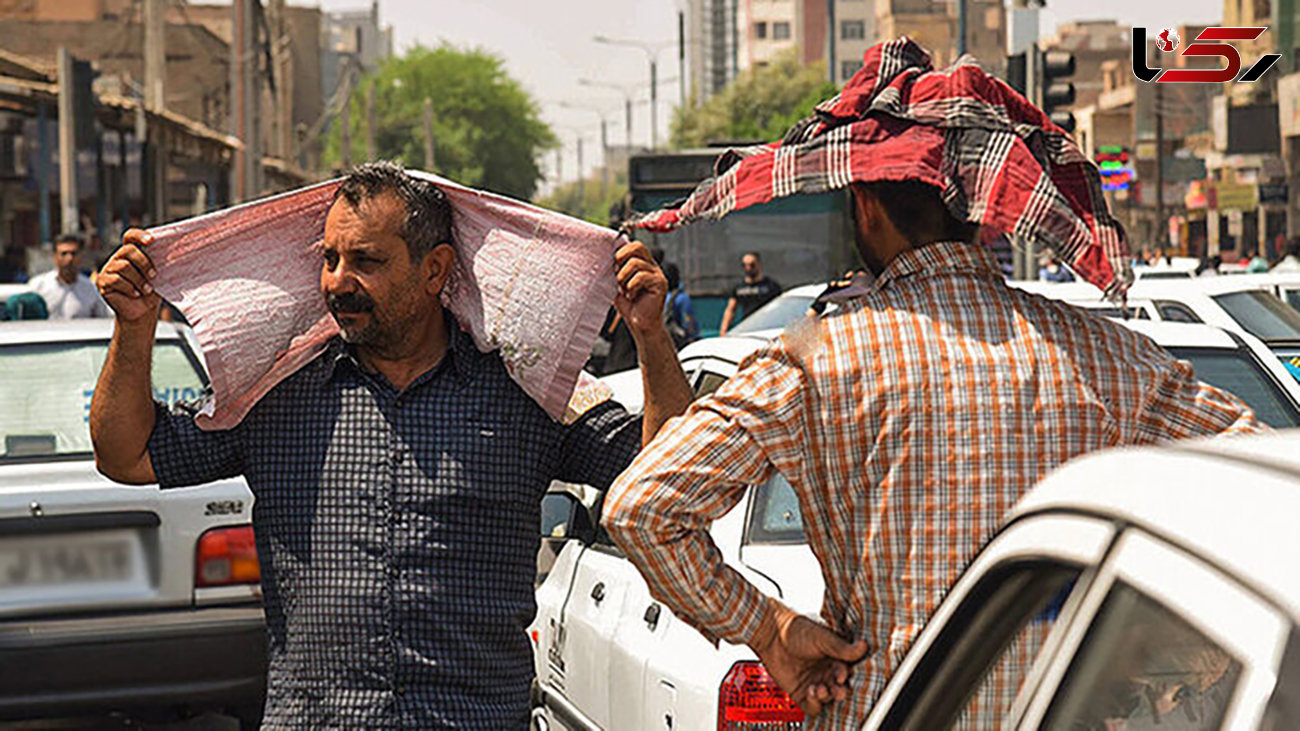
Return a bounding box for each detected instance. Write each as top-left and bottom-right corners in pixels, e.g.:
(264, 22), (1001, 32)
(0, 319), (264, 726)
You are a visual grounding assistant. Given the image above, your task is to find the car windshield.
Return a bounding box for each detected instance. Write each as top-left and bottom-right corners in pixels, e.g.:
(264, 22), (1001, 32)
(1211, 290), (1300, 341)
(1169, 347), (1300, 428)
(0, 338), (207, 461)
(729, 295), (816, 334)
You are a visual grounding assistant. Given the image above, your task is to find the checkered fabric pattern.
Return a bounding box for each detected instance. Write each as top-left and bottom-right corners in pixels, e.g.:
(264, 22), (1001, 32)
(625, 37), (1132, 299)
(603, 241), (1262, 729)
(148, 316), (641, 729)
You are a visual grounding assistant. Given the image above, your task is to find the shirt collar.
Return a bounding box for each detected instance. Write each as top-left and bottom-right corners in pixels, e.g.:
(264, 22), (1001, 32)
(872, 240), (1003, 292)
(322, 310), (479, 389)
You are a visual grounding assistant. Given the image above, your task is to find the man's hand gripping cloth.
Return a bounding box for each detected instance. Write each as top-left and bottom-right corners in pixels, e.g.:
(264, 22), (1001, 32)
(625, 36), (1133, 299)
(144, 172), (621, 430)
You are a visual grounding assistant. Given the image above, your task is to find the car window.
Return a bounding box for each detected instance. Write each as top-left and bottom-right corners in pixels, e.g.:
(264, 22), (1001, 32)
(1168, 347), (1300, 428)
(1212, 290), (1300, 341)
(695, 370), (730, 398)
(746, 473), (806, 544)
(0, 339), (205, 460)
(1041, 582), (1241, 731)
(729, 295), (815, 334)
(1083, 306), (1150, 320)
(1154, 301), (1204, 323)
(1284, 288), (1300, 312)
(881, 562), (1083, 730)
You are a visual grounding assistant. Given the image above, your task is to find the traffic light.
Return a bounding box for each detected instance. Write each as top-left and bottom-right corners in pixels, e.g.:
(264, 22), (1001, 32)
(1041, 50), (1076, 134)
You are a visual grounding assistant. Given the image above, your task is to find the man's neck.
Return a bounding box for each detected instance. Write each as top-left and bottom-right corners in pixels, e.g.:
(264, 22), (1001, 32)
(57, 269), (77, 285)
(355, 312), (450, 392)
(746, 273), (762, 284)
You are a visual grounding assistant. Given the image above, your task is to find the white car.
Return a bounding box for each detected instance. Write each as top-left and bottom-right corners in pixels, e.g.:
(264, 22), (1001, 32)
(1014, 278), (1300, 382)
(529, 320), (1300, 731)
(863, 429), (1300, 729)
(0, 319), (264, 725)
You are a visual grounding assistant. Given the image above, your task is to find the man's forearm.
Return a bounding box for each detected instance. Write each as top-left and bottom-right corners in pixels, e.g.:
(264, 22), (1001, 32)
(719, 302), (735, 335)
(633, 326), (693, 445)
(90, 320), (158, 483)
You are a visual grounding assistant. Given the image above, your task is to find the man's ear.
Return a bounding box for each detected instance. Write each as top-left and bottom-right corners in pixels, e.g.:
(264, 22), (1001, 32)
(421, 243), (456, 297)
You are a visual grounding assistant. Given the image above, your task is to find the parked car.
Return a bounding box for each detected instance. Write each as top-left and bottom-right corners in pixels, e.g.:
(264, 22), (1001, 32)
(1014, 277), (1300, 381)
(862, 429), (1300, 729)
(0, 319), (264, 726)
(529, 321), (1300, 731)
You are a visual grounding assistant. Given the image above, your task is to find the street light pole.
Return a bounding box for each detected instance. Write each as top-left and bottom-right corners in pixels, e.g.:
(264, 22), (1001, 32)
(593, 36), (676, 150)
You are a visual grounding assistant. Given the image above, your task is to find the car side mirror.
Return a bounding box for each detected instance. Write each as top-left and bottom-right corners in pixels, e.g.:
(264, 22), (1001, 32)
(540, 492), (595, 545)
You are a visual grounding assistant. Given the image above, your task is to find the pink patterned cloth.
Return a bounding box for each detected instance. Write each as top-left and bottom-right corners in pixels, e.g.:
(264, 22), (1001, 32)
(146, 172), (623, 430)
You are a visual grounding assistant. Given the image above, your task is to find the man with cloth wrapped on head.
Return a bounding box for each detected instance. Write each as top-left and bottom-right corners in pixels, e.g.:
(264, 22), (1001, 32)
(603, 37), (1265, 728)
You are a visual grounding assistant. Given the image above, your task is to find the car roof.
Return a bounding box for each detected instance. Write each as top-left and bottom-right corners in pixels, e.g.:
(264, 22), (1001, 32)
(1116, 320), (1240, 349)
(0, 318), (183, 344)
(1012, 430), (1300, 618)
(677, 334), (771, 364)
(781, 283), (830, 298)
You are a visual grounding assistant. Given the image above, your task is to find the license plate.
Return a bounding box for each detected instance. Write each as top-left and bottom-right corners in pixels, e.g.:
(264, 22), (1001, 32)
(0, 530), (144, 589)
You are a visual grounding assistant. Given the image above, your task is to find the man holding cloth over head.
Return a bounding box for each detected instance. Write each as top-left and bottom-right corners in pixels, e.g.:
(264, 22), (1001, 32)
(91, 162), (693, 728)
(604, 38), (1263, 728)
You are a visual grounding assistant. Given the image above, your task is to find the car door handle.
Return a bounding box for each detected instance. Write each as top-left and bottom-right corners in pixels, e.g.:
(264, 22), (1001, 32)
(644, 603), (661, 630)
(590, 582), (605, 603)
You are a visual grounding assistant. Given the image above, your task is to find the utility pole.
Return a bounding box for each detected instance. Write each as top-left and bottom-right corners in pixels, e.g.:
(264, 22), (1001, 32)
(231, 0), (261, 201)
(650, 59), (658, 150)
(365, 83), (376, 161)
(577, 136), (585, 204)
(144, 0), (165, 111)
(423, 97), (435, 171)
(624, 97), (633, 150)
(340, 87), (351, 170)
(827, 0), (837, 83)
(57, 48), (78, 235)
(600, 117), (609, 202)
(1155, 81), (1164, 249)
(37, 101), (51, 245)
(957, 0), (967, 57)
(678, 11), (686, 110)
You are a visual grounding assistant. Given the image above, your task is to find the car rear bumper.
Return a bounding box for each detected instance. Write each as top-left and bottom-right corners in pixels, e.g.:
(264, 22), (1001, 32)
(0, 603), (266, 720)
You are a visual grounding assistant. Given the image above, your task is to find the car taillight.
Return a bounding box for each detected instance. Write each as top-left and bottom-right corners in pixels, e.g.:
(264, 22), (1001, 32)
(718, 661), (805, 730)
(196, 525), (260, 587)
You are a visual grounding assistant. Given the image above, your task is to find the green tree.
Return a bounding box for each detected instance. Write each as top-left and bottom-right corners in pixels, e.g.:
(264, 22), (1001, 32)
(670, 49), (838, 148)
(324, 44), (556, 201)
(537, 172), (628, 228)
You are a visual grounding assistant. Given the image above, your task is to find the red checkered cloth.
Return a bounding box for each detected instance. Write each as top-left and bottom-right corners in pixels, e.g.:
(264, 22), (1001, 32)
(625, 37), (1132, 298)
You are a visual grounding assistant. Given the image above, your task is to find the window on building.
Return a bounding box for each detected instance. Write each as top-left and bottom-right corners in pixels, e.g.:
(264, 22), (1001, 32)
(773, 21), (791, 40)
(754, 21), (767, 39)
(841, 20), (866, 40)
(842, 59), (864, 80)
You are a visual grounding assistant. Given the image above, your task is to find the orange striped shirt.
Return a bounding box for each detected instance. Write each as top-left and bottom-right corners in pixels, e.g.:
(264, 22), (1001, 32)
(604, 241), (1263, 728)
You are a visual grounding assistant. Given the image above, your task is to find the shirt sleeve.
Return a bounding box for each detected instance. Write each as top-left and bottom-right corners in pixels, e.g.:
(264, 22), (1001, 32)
(1135, 358), (1266, 442)
(147, 400), (245, 487)
(603, 338), (808, 646)
(555, 399), (643, 490)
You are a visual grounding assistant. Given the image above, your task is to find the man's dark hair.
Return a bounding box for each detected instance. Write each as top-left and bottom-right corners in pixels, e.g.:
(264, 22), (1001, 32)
(336, 161), (453, 262)
(663, 261), (681, 291)
(743, 251), (761, 261)
(54, 233), (83, 250)
(857, 180), (979, 246)
(1288, 236), (1300, 258)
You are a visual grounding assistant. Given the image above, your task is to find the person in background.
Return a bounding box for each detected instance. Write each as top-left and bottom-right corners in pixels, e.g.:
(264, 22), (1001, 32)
(1038, 253), (1075, 282)
(1273, 237), (1300, 272)
(1196, 254), (1222, 277)
(662, 261), (698, 349)
(28, 234), (111, 318)
(1246, 246), (1270, 273)
(719, 251), (782, 335)
(0, 247), (28, 283)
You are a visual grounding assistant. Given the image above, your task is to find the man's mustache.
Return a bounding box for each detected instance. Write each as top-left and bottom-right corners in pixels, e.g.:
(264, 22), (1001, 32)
(327, 291), (375, 314)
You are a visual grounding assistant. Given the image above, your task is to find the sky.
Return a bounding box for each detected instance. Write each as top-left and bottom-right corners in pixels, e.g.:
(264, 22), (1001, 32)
(305, 0), (1225, 191)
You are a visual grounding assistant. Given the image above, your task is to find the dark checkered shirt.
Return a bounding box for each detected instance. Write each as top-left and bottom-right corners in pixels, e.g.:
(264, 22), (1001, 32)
(148, 318), (642, 729)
